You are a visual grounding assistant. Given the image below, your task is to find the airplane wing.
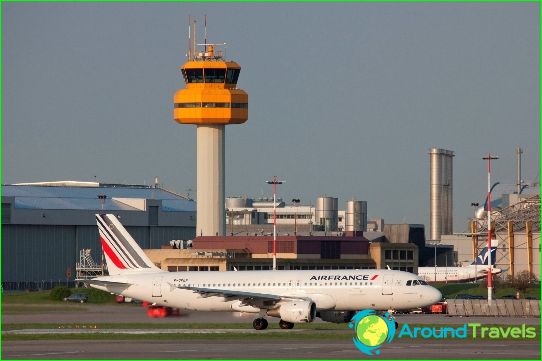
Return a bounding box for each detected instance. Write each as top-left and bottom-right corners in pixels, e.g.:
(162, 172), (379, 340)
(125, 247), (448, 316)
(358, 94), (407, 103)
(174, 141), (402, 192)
(87, 279), (133, 288)
(174, 285), (309, 307)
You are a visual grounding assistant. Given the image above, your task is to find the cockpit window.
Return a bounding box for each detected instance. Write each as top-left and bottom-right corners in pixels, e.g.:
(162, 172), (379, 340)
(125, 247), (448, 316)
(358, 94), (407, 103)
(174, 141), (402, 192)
(418, 280), (428, 285)
(406, 280), (412, 286)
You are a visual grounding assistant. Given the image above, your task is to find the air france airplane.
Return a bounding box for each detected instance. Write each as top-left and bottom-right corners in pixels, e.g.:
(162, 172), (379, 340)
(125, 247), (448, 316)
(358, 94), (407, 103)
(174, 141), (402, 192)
(90, 214), (442, 330)
(418, 240), (502, 283)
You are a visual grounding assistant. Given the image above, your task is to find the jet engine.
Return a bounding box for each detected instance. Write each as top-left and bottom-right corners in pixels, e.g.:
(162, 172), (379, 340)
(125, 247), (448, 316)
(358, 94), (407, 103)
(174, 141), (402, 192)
(268, 300), (316, 323)
(317, 311), (355, 323)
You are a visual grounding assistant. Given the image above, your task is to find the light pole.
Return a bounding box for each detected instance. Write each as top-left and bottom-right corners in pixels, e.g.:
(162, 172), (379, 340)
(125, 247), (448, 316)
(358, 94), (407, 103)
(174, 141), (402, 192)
(292, 198), (300, 235)
(471, 202), (479, 282)
(483, 153), (499, 305)
(266, 177), (284, 270)
(432, 241), (440, 282)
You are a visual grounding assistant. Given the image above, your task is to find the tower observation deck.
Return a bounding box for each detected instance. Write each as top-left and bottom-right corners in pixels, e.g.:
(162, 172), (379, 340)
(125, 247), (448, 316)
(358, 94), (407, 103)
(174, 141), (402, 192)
(173, 21), (248, 236)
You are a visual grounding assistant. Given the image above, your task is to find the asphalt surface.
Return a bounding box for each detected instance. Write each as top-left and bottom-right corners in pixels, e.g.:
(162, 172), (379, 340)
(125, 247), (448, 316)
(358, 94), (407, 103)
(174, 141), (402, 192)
(4, 303), (540, 325)
(4, 339), (540, 360)
(2, 303), (540, 359)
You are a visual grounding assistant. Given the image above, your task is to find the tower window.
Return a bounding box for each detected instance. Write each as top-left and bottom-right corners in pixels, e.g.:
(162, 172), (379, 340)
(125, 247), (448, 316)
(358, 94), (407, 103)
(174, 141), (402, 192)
(205, 68), (226, 83)
(183, 68), (204, 83)
(226, 69), (240, 84)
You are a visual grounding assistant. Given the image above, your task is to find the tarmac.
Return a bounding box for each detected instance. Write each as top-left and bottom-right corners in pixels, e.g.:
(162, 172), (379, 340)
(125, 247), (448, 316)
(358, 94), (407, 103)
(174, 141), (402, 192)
(4, 339), (540, 360)
(2, 303), (540, 359)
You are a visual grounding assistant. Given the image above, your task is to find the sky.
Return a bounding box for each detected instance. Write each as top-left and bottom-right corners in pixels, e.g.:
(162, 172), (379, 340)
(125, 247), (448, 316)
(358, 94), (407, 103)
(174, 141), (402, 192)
(3, 2), (540, 234)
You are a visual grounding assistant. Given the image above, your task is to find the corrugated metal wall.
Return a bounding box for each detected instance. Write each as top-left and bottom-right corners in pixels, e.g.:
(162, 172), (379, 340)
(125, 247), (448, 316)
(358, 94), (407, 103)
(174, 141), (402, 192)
(2, 224), (195, 287)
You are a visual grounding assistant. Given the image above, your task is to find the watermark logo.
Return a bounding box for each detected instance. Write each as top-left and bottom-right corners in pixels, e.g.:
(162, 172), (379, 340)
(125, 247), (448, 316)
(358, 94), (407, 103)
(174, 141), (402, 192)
(349, 311), (537, 357)
(349, 310), (396, 356)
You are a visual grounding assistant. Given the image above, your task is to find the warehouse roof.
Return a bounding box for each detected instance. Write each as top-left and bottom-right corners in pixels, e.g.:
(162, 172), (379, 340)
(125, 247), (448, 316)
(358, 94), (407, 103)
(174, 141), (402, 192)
(2, 182), (196, 212)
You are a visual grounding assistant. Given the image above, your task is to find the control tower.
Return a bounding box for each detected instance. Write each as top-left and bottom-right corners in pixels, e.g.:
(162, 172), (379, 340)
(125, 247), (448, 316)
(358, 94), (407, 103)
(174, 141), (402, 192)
(173, 20), (248, 236)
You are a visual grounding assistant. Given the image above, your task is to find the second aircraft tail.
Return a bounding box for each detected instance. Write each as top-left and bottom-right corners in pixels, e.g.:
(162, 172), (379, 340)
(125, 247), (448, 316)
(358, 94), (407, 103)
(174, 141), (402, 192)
(471, 239), (498, 266)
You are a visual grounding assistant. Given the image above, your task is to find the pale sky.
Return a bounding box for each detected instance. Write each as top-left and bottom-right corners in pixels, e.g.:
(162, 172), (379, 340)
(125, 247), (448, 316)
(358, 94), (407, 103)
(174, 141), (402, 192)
(3, 3), (539, 233)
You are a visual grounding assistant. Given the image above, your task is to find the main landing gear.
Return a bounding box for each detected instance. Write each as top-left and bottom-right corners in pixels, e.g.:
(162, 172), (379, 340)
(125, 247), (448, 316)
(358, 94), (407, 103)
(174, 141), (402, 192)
(253, 318), (268, 330)
(279, 319), (294, 329)
(253, 318), (295, 330)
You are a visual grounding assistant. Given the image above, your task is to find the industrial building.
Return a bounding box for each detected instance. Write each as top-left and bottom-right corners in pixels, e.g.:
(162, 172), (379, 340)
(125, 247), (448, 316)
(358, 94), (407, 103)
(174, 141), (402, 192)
(145, 234), (418, 273)
(1, 181), (196, 290)
(442, 192), (540, 280)
(225, 196), (368, 235)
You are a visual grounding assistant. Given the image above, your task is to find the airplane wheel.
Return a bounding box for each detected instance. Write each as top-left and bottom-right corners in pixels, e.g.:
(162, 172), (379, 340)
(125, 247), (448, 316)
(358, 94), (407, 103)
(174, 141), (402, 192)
(279, 319), (294, 329)
(253, 318), (268, 330)
(395, 321), (399, 329)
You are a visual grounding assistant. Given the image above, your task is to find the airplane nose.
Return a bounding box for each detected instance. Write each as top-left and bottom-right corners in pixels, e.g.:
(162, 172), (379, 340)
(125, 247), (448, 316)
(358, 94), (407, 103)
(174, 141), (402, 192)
(429, 287), (442, 304)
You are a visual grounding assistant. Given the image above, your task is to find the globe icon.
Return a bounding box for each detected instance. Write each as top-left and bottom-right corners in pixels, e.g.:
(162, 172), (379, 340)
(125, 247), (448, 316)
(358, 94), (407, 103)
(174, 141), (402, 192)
(356, 315), (388, 347)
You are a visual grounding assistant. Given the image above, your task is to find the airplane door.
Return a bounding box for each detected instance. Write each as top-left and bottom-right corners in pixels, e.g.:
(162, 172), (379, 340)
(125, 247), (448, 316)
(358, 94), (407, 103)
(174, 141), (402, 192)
(381, 276), (393, 295)
(152, 277), (162, 297)
(288, 279), (301, 289)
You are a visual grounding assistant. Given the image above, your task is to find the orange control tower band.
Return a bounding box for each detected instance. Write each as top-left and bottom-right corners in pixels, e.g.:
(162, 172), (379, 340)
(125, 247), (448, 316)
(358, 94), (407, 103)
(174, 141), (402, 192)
(173, 22), (248, 236)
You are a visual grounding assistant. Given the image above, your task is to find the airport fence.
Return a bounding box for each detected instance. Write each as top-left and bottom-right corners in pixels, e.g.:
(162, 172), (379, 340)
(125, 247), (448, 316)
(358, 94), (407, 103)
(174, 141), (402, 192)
(446, 299), (540, 317)
(2, 280), (77, 292)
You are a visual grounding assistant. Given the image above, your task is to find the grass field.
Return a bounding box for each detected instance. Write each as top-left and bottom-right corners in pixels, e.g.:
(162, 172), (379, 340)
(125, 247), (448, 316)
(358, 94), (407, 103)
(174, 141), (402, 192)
(3, 322), (539, 342)
(2, 288), (116, 305)
(434, 283), (540, 300)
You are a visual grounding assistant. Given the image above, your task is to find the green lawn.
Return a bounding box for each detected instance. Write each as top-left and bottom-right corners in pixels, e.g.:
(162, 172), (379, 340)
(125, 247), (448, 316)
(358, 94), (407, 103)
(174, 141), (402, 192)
(435, 283), (540, 300)
(2, 288), (116, 305)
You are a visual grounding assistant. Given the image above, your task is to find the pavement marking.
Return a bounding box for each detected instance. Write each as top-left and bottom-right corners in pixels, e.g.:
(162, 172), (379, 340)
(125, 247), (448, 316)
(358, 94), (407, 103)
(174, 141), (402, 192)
(4, 328), (307, 335)
(11, 351), (81, 357)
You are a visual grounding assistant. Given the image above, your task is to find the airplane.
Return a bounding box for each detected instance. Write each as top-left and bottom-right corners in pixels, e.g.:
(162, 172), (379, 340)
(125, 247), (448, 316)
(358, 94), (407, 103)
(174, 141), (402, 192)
(89, 214), (442, 330)
(417, 240), (502, 283)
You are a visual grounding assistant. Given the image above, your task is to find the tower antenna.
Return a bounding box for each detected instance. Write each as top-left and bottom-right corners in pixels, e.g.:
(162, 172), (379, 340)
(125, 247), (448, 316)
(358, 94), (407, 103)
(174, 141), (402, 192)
(204, 14), (207, 50)
(187, 15), (191, 60)
(192, 19), (197, 60)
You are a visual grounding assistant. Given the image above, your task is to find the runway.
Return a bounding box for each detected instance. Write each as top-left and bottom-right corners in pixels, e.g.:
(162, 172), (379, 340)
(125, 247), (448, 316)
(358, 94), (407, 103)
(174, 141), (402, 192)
(2, 304), (540, 359)
(4, 339), (540, 360)
(4, 304), (540, 325)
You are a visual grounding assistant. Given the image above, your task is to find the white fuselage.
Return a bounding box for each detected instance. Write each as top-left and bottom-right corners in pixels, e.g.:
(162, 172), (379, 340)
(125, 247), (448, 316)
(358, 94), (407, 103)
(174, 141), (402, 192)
(92, 269), (442, 312)
(418, 265), (502, 283)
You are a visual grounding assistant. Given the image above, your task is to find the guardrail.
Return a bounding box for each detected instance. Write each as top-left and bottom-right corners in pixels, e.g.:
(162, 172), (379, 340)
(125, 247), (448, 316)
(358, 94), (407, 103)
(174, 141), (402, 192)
(446, 299), (540, 317)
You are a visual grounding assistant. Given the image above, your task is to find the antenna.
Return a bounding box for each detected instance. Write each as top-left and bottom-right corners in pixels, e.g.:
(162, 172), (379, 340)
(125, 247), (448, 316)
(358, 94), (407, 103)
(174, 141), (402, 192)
(187, 15), (191, 60)
(204, 14), (207, 50)
(193, 19), (197, 60)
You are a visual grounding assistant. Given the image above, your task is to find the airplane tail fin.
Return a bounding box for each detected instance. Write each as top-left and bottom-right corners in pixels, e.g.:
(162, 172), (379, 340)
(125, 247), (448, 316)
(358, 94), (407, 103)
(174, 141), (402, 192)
(96, 214), (162, 275)
(471, 239), (498, 266)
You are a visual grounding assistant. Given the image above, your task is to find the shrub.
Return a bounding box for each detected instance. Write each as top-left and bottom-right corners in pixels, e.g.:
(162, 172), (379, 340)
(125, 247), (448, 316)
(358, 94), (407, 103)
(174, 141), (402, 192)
(49, 286), (71, 301)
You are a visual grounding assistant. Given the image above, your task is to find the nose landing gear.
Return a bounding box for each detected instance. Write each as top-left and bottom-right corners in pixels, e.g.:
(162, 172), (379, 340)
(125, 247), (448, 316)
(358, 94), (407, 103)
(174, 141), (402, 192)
(252, 318), (268, 330)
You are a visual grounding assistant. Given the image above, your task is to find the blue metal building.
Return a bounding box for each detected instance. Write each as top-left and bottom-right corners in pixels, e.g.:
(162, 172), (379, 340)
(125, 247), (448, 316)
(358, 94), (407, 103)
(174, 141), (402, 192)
(1, 181), (196, 290)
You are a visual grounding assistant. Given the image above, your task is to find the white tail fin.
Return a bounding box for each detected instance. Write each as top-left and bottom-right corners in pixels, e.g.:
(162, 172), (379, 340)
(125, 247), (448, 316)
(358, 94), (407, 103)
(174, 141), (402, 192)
(96, 214), (161, 275)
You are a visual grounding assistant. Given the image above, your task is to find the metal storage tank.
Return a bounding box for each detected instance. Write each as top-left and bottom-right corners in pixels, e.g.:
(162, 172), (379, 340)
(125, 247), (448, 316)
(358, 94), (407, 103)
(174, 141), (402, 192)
(315, 196), (338, 231)
(345, 199), (367, 232)
(429, 148), (454, 241)
(225, 197), (252, 208)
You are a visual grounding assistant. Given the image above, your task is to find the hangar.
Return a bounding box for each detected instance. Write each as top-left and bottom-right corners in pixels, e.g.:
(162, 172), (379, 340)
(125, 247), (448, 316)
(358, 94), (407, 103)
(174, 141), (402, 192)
(1, 181), (196, 290)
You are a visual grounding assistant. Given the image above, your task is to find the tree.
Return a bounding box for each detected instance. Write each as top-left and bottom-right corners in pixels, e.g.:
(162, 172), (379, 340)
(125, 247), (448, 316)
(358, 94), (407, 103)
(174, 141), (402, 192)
(507, 271), (538, 297)
(49, 286), (71, 301)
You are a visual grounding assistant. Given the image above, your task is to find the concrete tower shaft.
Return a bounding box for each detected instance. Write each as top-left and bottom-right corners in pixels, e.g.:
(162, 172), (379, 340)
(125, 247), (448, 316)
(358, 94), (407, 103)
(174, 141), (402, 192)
(173, 43), (248, 237)
(196, 125), (225, 236)
(429, 148), (454, 241)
